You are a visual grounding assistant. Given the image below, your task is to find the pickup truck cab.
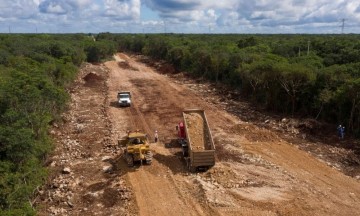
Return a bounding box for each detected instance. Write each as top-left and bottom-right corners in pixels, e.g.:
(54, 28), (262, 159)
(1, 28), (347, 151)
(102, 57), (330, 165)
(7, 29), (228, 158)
(117, 91), (131, 107)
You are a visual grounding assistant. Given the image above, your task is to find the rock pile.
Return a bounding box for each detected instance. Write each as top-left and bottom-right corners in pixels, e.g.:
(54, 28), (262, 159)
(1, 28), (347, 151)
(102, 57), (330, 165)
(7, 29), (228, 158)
(184, 112), (212, 150)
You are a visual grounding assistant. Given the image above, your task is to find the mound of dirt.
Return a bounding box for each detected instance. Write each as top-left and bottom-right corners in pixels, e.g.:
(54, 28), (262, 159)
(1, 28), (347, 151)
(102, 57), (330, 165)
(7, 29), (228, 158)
(118, 61), (138, 71)
(83, 72), (103, 87)
(136, 56), (176, 74)
(230, 124), (280, 142)
(158, 63), (176, 74)
(184, 112), (211, 150)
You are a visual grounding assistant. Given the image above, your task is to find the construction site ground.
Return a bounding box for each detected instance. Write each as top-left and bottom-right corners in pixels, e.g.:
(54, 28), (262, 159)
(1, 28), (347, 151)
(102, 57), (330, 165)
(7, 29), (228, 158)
(36, 53), (360, 216)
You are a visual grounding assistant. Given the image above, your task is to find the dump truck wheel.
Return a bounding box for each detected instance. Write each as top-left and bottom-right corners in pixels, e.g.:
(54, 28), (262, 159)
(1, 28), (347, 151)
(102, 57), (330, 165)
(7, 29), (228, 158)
(182, 148), (188, 157)
(186, 159), (196, 172)
(188, 165), (196, 173)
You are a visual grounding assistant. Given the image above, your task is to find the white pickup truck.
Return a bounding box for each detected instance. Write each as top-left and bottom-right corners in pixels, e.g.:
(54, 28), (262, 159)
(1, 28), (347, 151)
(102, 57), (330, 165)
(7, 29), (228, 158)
(117, 91), (131, 107)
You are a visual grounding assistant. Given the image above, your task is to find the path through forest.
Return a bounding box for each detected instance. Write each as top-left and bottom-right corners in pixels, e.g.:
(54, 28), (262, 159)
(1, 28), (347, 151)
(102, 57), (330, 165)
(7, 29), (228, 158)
(38, 53), (360, 216)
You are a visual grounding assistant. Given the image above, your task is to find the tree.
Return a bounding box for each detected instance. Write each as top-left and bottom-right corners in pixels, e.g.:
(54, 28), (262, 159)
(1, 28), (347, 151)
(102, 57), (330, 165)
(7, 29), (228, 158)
(337, 78), (360, 132)
(240, 59), (269, 95)
(191, 48), (212, 78)
(237, 36), (258, 48)
(131, 36), (145, 53)
(210, 52), (229, 83)
(275, 63), (316, 115)
(142, 37), (168, 59)
(314, 65), (351, 121)
(84, 40), (116, 63)
(289, 54), (324, 70)
(167, 46), (186, 70)
(315, 89), (333, 120)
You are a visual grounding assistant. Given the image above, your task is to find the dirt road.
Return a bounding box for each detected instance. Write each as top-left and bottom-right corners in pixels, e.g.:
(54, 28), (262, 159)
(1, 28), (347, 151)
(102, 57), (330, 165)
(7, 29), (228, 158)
(39, 53), (360, 216)
(106, 53), (360, 215)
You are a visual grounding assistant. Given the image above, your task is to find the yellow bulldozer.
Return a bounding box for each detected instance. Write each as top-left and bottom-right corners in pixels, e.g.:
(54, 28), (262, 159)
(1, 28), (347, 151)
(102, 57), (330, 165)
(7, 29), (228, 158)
(119, 131), (152, 167)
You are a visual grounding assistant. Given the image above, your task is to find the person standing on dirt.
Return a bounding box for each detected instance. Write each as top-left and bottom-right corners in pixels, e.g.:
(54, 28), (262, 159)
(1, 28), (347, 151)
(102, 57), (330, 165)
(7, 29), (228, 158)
(154, 130), (159, 143)
(337, 125), (345, 139)
(337, 125), (342, 139)
(340, 126), (345, 139)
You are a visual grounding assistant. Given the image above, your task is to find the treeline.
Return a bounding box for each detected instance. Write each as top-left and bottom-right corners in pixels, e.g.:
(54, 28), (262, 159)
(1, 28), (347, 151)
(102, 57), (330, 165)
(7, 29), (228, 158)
(101, 33), (360, 136)
(0, 34), (115, 215)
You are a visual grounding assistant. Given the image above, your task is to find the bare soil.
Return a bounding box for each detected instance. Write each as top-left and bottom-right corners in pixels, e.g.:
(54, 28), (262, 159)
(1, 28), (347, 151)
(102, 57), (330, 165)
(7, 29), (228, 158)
(37, 53), (360, 216)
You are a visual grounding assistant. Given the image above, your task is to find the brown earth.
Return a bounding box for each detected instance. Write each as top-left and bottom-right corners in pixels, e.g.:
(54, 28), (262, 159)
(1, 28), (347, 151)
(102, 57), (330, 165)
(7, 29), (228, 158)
(36, 53), (360, 216)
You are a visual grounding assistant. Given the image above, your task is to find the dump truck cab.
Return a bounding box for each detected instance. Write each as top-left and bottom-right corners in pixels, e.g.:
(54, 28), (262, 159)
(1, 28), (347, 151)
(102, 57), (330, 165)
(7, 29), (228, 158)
(117, 91), (131, 107)
(176, 122), (189, 157)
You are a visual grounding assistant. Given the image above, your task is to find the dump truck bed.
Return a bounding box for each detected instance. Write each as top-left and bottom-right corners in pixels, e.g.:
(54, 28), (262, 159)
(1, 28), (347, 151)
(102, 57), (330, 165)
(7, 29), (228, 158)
(182, 109), (215, 169)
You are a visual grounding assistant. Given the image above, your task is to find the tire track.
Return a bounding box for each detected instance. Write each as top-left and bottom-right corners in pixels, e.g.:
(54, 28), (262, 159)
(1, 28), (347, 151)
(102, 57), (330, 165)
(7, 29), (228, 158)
(127, 102), (154, 141)
(105, 55), (214, 216)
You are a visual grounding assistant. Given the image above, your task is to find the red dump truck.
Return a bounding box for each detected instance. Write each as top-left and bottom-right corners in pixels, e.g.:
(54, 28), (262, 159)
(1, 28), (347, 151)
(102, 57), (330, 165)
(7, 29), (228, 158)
(176, 109), (215, 172)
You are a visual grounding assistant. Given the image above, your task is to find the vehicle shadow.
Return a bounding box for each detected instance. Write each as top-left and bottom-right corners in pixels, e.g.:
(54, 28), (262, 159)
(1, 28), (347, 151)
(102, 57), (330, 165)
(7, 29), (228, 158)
(164, 139), (181, 149)
(102, 154), (138, 176)
(109, 101), (118, 108)
(109, 101), (131, 108)
(152, 151), (188, 175)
